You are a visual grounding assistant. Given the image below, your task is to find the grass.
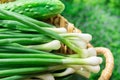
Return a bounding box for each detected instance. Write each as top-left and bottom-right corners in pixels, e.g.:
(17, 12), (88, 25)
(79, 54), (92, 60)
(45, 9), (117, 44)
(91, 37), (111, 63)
(61, 0), (120, 80)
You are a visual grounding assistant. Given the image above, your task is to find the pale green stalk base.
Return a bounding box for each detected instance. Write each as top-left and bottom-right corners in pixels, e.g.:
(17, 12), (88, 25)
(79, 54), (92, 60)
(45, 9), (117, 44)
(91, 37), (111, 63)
(62, 57), (102, 66)
(27, 40), (61, 52)
(53, 68), (75, 77)
(76, 69), (91, 78)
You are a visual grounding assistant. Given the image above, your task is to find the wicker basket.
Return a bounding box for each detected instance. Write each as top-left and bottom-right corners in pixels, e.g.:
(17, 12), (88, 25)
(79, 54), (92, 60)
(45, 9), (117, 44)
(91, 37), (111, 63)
(47, 15), (114, 80)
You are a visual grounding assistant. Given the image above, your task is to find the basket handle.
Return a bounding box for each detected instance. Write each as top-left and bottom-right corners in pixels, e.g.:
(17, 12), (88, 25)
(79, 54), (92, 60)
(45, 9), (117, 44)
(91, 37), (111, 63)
(87, 43), (114, 80)
(95, 47), (114, 80)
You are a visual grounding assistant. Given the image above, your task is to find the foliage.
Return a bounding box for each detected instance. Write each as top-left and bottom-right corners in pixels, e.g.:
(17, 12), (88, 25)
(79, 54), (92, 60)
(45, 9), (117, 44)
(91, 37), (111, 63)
(61, 0), (120, 80)
(83, 0), (106, 6)
(61, 0), (84, 16)
(109, 0), (120, 15)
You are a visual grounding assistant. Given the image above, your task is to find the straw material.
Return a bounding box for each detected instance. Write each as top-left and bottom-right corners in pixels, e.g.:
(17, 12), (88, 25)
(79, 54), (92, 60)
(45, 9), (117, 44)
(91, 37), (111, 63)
(0, 0), (14, 3)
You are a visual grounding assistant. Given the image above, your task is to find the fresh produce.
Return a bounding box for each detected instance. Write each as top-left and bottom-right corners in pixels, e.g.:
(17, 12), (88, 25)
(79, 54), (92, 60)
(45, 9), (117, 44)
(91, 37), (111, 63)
(0, 0), (65, 19)
(0, 9), (102, 80)
(0, 9), (84, 57)
(0, 0), (103, 79)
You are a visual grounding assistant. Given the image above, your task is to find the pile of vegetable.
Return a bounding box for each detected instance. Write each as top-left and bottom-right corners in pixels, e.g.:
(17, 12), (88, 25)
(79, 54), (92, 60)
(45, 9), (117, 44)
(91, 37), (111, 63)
(0, 0), (103, 80)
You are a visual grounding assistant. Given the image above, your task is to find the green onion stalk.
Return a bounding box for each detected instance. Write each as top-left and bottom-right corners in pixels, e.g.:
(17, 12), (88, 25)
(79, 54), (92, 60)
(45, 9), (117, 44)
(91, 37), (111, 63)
(0, 57), (102, 68)
(53, 67), (91, 78)
(35, 73), (55, 80)
(0, 33), (91, 48)
(0, 66), (65, 80)
(60, 33), (92, 42)
(66, 65), (91, 78)
(69, 64), (100, 74)
(0, 33), (46, 39)
(0, 37), (53, 45)
(0, 53), (64, 59)
(0, 46), (53, 53)
(0, 40), (61, 53)
(81, 65), (100, 73)
(26, 40), (61, 52)
(0, 67), (48, 78)
(53, 68), (75, 77)
(69, 48), (97, 58)
(0, 12), (55, 28)
(0, 29), (20, 33)
(0, 56), (102, 77)
(70, 39), (87, 49)
(87, 48), (97, 57)
(0, 33), (93, 55)
(76, 68), (91, 78)
(0, 20), (67, 33)
(0, 65), (66, 78)
(0, 75), (28, 80)
(0, 29), (21, 34)
(53, 63), (100, 78)
(0, 20), (35, 32)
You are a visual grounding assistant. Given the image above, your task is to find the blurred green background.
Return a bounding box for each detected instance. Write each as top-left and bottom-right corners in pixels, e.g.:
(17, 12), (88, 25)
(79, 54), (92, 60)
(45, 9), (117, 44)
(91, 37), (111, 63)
(60, 0), (120, 80)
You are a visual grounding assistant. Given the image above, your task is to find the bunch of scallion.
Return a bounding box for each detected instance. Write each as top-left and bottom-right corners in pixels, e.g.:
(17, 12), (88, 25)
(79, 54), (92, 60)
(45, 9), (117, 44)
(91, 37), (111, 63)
(0, 9), (102, 80)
